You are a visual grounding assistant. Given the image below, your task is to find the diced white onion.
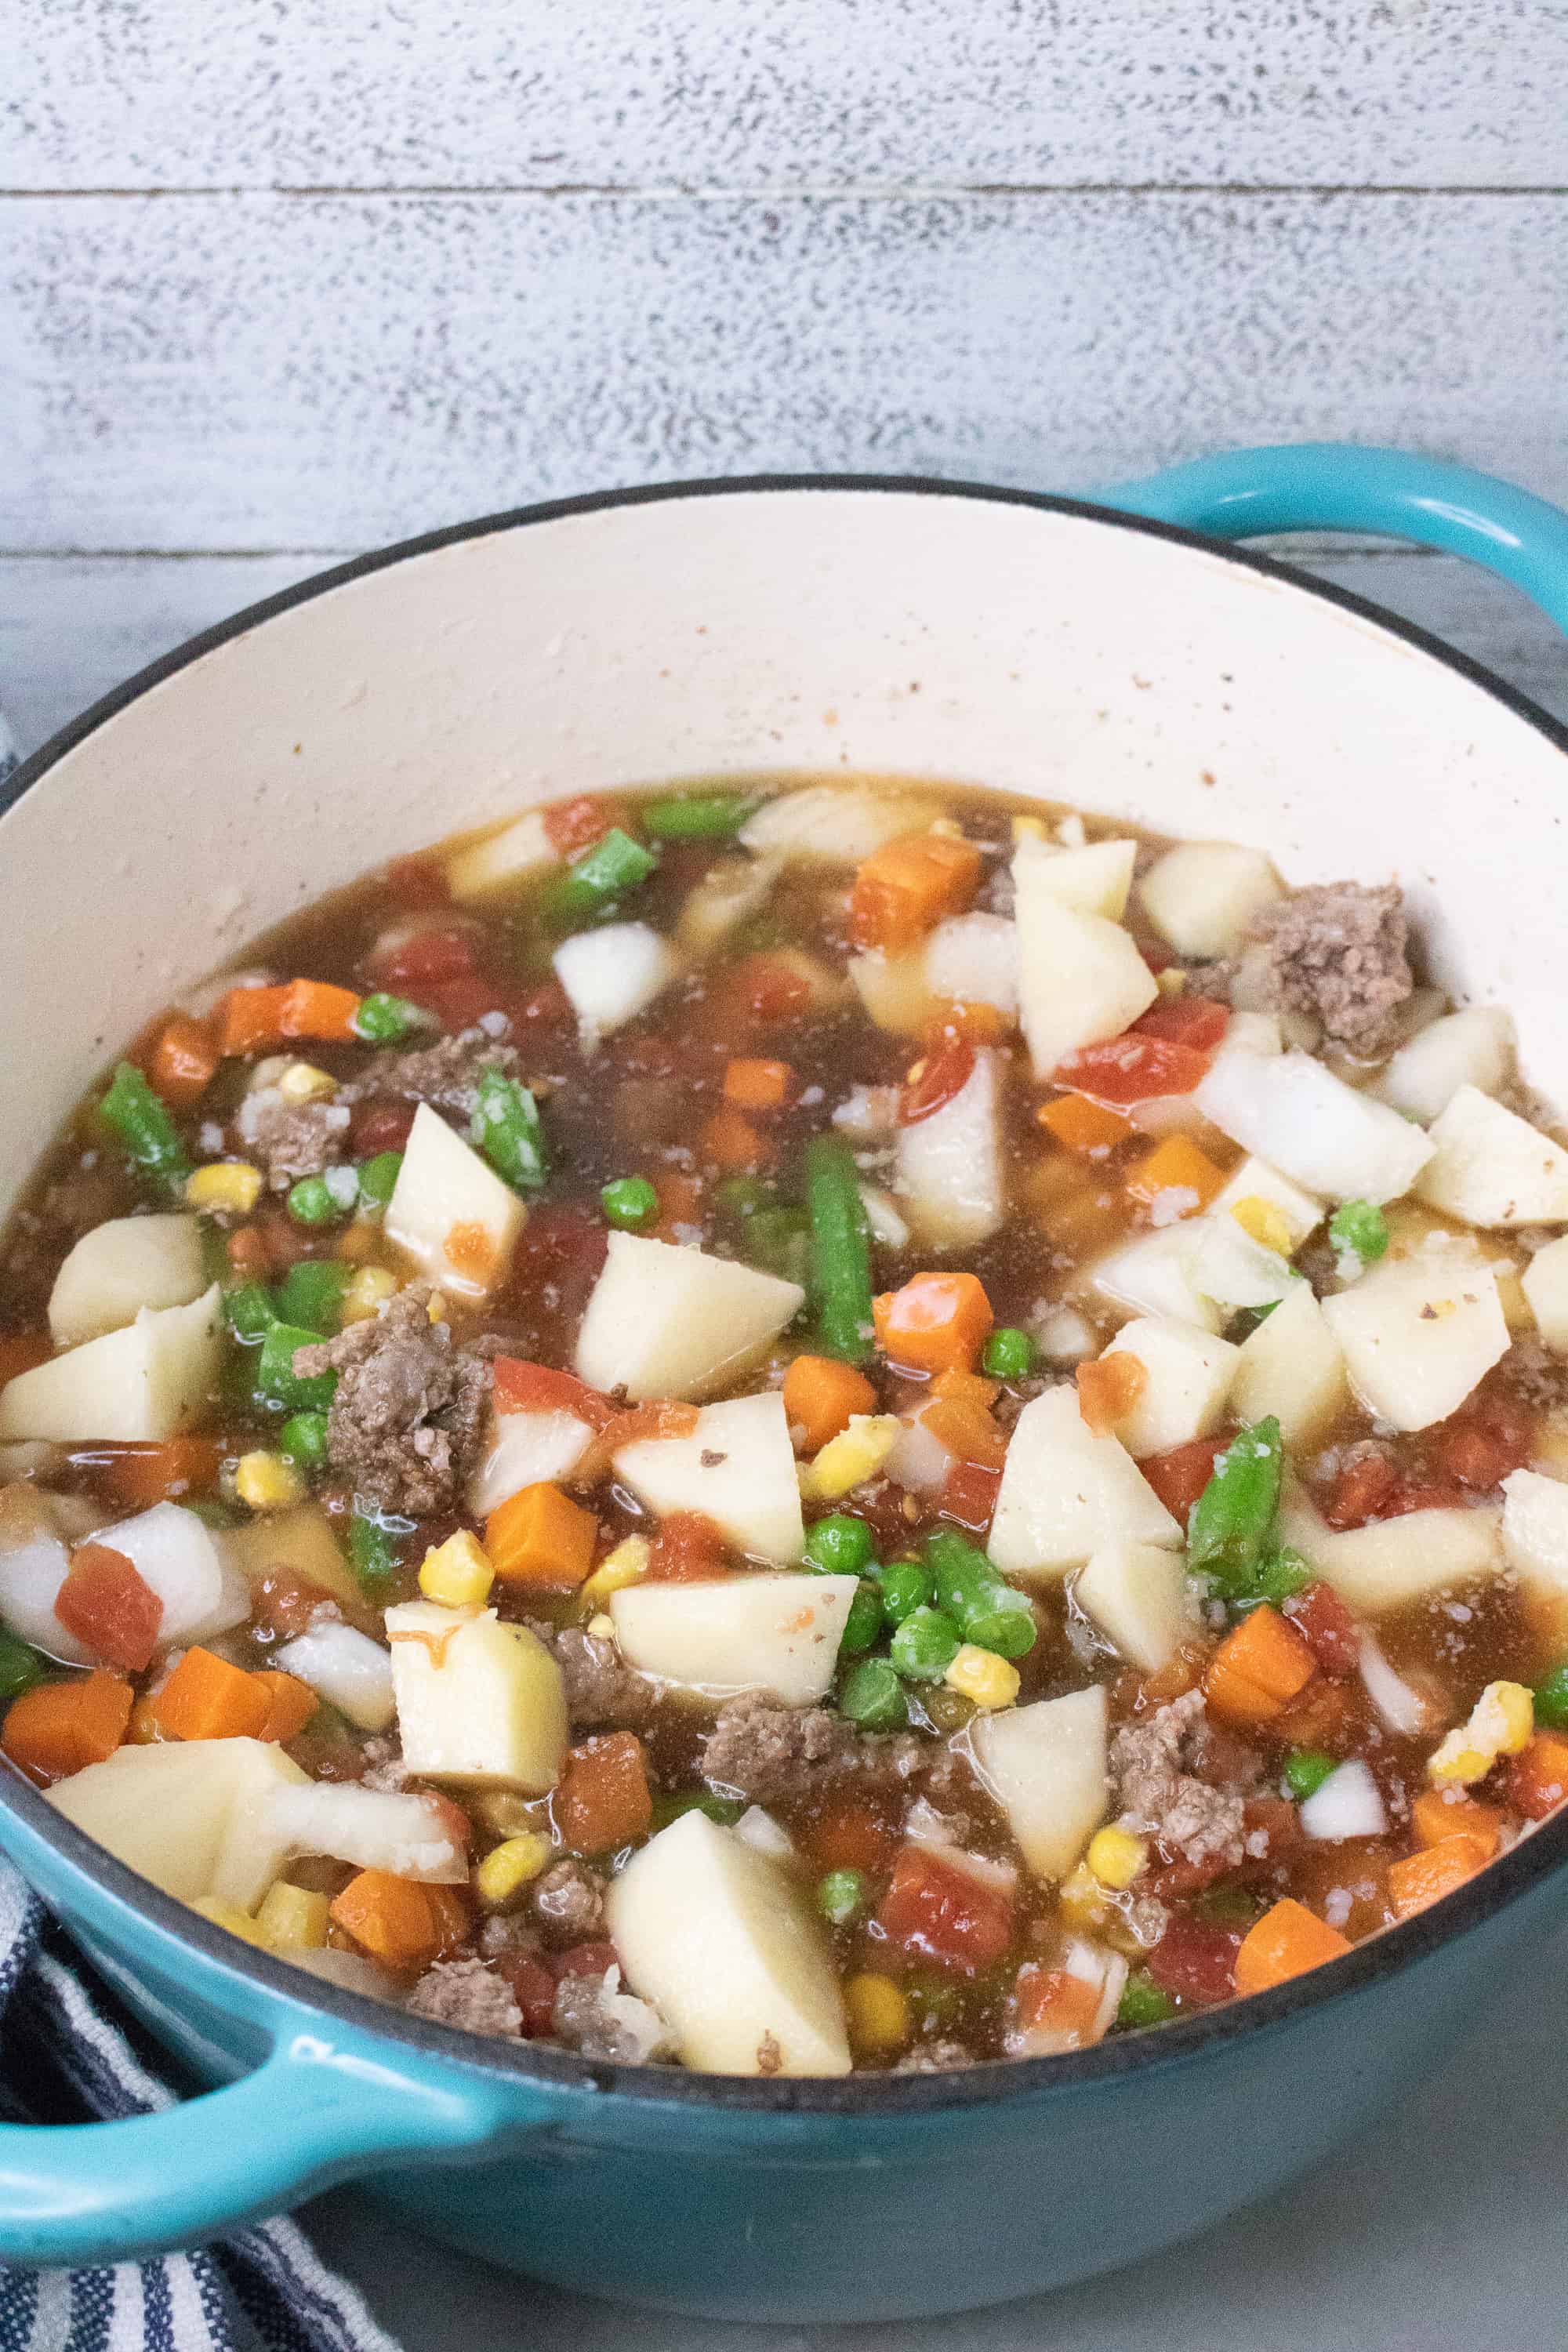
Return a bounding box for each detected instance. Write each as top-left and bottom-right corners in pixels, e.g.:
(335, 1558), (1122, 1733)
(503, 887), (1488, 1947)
(265, 1781), (465, 1882)
(733, 1806), (797, 1863)
(1358, 1632), (1432, 1737)
(1298, 1759), (1389, 1842)
(274, 1621), (396, 1732)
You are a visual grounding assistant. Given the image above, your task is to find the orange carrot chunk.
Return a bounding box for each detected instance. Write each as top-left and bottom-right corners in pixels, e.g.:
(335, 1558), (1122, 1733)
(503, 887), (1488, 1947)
(1410, 1787), (1502, 1856)
(644, 1511), (732, 1582)
(1387, 1834), (1493, 1920)
(53, 1543), (164, 1673)
(722, 1058), (795, 1112)
(2, 1670), (134, 1784)
(1508, 1730), (1568, 1821)
(486, 1482), (599, 1589)
(1203, 1605), (1319, 1730)
(250, 1668), (320, 1744)
(151, 1646), (272, 1743)
(330, 1869), (470, 1970)
(1123, 1134), (1226, 1221)
(1037, 1093), (1133, 1156)
(556, 1732), (653, 1853)
(1076, 1353), (1148, 1437)
(849, 832), (982, 953)
(699, 1105), (773, 1174)
(1233, 1897), (1352, 1995)
(782, 1354), (878, 1454)
(100, 1438), (223, 1511)
(218, 978), (363, 1057)
(873, 1272), (993, 1376)
(148, 1015), (220, 1109)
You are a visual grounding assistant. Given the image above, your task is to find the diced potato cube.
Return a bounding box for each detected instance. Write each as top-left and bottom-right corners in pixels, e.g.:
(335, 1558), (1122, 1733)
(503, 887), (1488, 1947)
(1014, 840), (1157, 1078)
(612, 1391), (805, 1563)
(386, 1599), (568, 1792)
(677, 851), (784, 953)
(848, 949), (944, 1036)
(384, 1102), (525, 1301)
(1416, 1085), (1568, 1228)
(1523, 1236), (1568, 1352)
(895, 1046), (1004, 1249)
(445, 808), (559, 902)
(228, 1502), (361, 1611)
(610, 1572), (857, 1704)
(575, 1232), (804, 1402)
(608, 1810), (851, 2074)
(988, 1385), (1181, 1581)
(1182, 1220), (1298, 1315)
(554, 921), (679, 1040)
(1301, 1506), (1502, 1613)
(1022, 838), (1138, 921)
(104, 1500), (251, 1651)
(738, 786), (938, 866)
(1087, 1227), (1222, 1334)
(1100, 1317), (1240, 1454)
(1207, 1155), (1326, 1251)
(1373, 1007), (1514, 1122)
(49, 1736), (309, 1913)
(1322, 1240), (1509, 1432)
(924, 913), (1020, 1016)
(1229, 1281), (1348, 1447)
(0, 1285), (224, 1443)
(1074, 1540), (1189, 1672)
(1137, 842), (1283, 958)
(49, 1214), (207, 1348)
(1501, 1468), (1568, 1599)
(1196, 1050), (1434, 1205)
(969, 1687), (1109, 1880)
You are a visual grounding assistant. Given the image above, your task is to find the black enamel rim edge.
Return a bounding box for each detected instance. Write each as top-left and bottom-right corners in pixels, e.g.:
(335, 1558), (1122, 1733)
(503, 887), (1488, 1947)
(4, 466), (1568, 2122)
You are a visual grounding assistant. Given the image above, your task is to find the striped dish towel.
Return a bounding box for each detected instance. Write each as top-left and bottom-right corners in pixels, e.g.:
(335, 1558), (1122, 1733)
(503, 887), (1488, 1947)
(0, 1860), (405, 2352)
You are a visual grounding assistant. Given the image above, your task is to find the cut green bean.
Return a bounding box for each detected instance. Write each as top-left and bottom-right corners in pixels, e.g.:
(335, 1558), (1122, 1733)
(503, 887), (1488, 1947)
(255, 1322), (337, 1414)
(100, 1062), (191, 1193)
(925, 1530), (1037, 1659)
(806, 1137), (875, 1367)
(649, 1790), (746, 1830)
(840, 1581), (884, 1655)
(547, 828), (659, 922)
(356, 1152), (404, 1215)
(347, 1508), (404, 1592)
(1187, 1417), (1283, 1597)
(471, 1067), (549, 1193)
(1534, 1663), (1568, 1730)
(353, 991), (428, 1045)
(0, 1630), (47, 1703)
(641, 792), (760, 843)
(223, 1283), (278, 1345)
(275, 1258), (353, 1335)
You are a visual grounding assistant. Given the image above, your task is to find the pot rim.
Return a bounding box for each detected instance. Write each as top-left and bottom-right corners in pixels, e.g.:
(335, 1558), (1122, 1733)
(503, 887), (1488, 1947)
(5, 467), (1566, 2117)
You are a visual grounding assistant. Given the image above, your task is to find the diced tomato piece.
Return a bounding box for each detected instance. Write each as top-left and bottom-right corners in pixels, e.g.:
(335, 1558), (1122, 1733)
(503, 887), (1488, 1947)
(1382, 1478), (1468, 1519)
(53, 1543), (164, 1673)
(1283, 1580), (1362, 1679)
(802, 1798), (899, 1875)
(1011, 1965), (1105, 2051)
(724, 953), (815, 1024)
(899, 1039), (976, 1127)
(550, 1940), (622, 1982)
(349, 1097), (419, 1156)
(1430, 1401), (1534, 1492)
(875, 1845), (1016, 1976)
(940, 1458), (1001, 1532)
(422, 973), (511, 1033)
(1129, 995), (1231, 1051)
(1145, 1915), (1243, 2008)
(1508, 1732), (1568, 1821)
(492, 1356), (613, 1428)
(96, 1438), (223, 1511)
(510, 1206), (609, 1311)
(383, 854), (452, 909)
(1324, 1450), (1398, 1530)
(543, 796), (633, 857)
(1138, 1435), (1228, 1526)
(514, 979), (574, 1033)
(645, 1511), (732, 1582)
(1142, 1849), (1232, 1903)
(1052, 1033), (1214, 1107)
(555, 1733), (652, 1854)
(371, 926), (478, 988)
(500, 1952), (559, 2037)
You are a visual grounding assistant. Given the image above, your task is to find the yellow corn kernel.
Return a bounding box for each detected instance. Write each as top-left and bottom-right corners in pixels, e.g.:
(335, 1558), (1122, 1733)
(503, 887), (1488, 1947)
(1428, 1679), (1535, 1784)
(234, 1450), (307, 1511)
(255, 1882), (331, 1951)
(276, 1061), (338, 1105)
(475, 1833), (554, 1907)
(419, 1528), (495, 1609)
(186, 1162), (263, 1216)
(1229, 1196), (1294, 1257)
(800, 1414), (902, 1503)
(577, 1535), (652, 1614)
(585, 1612), (616, 1641)
(844, 1971), (910, 2056)
(189, 1896), (269, 1947)
(1087, 1825), (1149, 1891)
(1058, 1860), (1112, 1935)
(340, 1265), (399, 1325)
(427, 1291), (448, 1325)
(942, 1645), (1021, 1711)
(1011, 814), (1050, 843)
(1155, 967), (1188, 997)
(471, 1791), (545, 1840)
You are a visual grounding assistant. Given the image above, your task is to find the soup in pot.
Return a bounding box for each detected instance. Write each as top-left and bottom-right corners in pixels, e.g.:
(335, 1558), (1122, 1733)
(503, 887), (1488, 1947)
(4, 776), (1567, 2076)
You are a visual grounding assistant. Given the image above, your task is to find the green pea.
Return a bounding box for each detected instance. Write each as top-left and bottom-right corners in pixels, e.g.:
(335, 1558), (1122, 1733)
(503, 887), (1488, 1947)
(601, 1175), (660, 1232)
(286, 1174), (345, 1227)
(1534, 1664), (1568, 1731)
(353, 991), (428, 1045)
(804, 1514), (876, 1576)
(1282, 1747), (1339, 1802)
(0, 1631), (47, 1703)
(816, 1867), (868, 1927)
(981, 1326), (1036, 1381)
(357, 1151), (403, 1215)
(1329, 1199), (1390, 1279)
(278, 1410), (332, 1471)
(1116, 1969), (1178, 2031)
(874, 1558), (933, 1628)
(840, 1581), (884, 1655)
(838, 1657), (907, 1732)
(889, 1605), (963, 1683)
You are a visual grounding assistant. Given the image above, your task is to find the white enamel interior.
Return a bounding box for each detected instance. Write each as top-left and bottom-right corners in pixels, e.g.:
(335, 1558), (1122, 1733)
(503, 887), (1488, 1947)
(5, 486), (1564, 1213)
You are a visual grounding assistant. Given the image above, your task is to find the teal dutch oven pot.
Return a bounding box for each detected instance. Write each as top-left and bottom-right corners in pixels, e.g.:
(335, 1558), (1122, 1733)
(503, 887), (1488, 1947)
(1, 444), (1567, 2322)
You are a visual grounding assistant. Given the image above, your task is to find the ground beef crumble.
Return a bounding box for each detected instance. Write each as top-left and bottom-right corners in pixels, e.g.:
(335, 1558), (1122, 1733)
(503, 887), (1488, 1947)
(700, 1690), (860, 1803)
(892, 2038), (971, 2074)
(406, 1956), (522, 2038)
(292, 1283), (490, 1515)
(234, 1087), (352, 1190)
(527, 1624), (657, 1731)
(1250, 880), (1414, 1057)
(343, 1029), (521, 1120)
(550, 1968), (673, 2063)
(1109, 1690), (1247, 1871)
(531, 1857), (606, 1946)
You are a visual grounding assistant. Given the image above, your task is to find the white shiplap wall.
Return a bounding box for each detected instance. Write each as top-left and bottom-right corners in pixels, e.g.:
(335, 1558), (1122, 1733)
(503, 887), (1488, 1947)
(4, 0), (1567, 749)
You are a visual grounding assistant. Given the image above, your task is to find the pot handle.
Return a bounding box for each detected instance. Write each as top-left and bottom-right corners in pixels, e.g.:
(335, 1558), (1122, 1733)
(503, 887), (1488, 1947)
(1102, 442), (1568, 638)
(0, 2024), (532, 2267)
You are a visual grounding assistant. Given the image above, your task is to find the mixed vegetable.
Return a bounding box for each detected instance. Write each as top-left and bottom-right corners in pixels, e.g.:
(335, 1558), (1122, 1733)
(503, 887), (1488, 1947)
(2, 776), (1568, 2078)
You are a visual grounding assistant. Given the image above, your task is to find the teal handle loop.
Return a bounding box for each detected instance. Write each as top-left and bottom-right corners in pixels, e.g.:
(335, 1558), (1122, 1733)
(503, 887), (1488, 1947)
(1102, 443), (1568, 641)
(0, 2027), (526, 2267)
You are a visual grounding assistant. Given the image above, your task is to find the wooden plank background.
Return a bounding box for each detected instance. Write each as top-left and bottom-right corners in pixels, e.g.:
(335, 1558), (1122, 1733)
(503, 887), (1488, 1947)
(4, 0), (1566, 751)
